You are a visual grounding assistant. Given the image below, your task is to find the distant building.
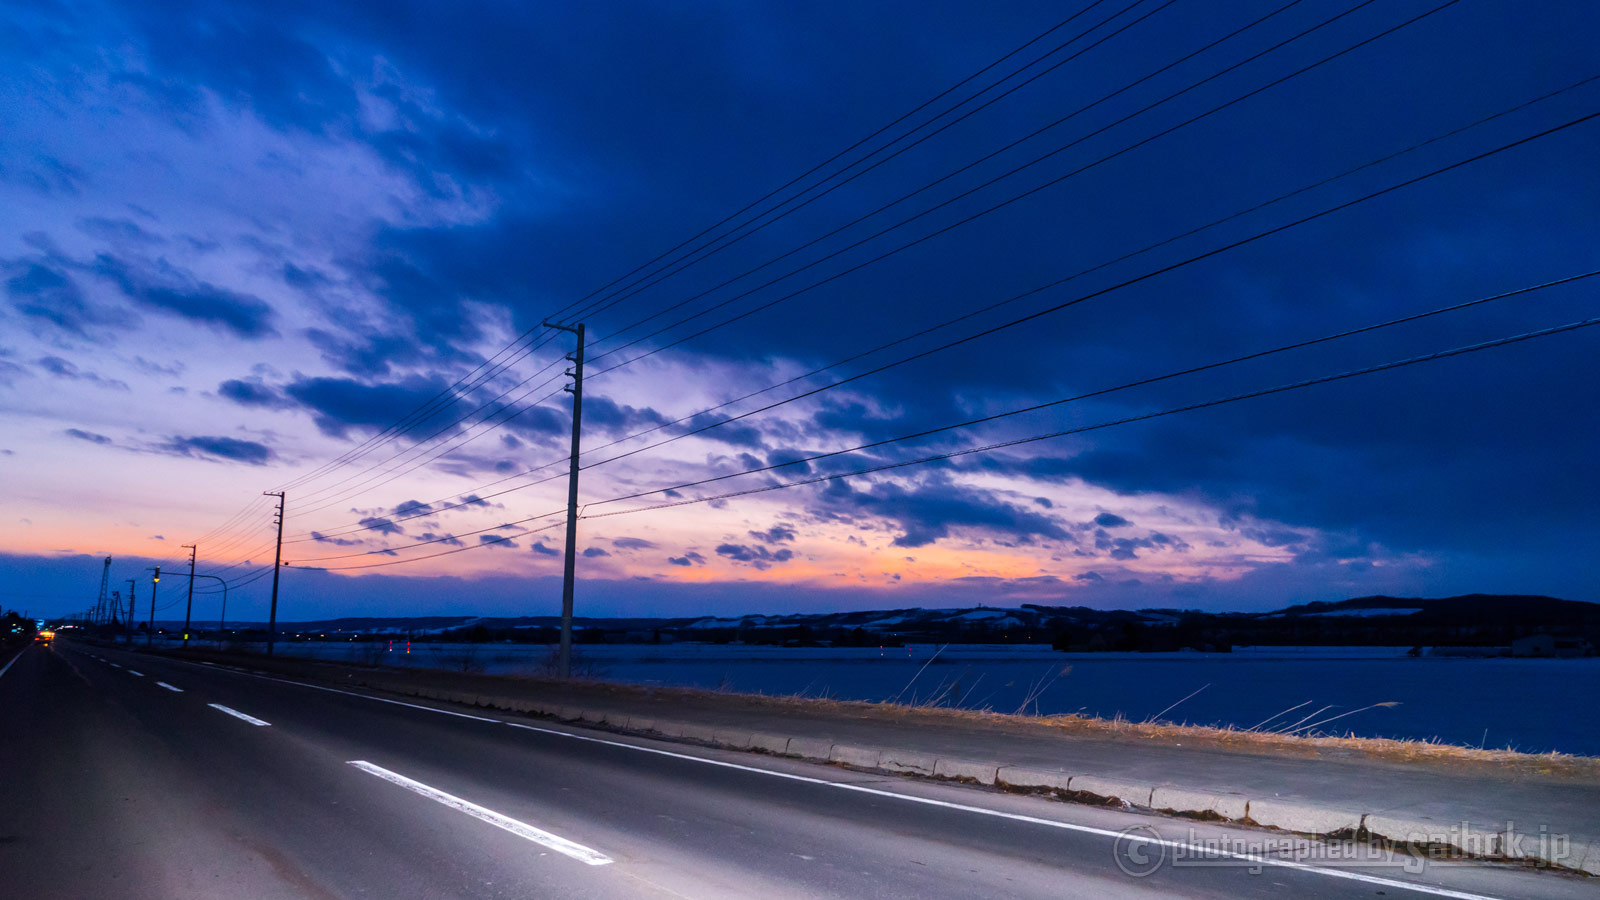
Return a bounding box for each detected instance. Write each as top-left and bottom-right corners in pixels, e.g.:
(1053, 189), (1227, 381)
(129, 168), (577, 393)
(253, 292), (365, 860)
(1510, 634), (1593, 658)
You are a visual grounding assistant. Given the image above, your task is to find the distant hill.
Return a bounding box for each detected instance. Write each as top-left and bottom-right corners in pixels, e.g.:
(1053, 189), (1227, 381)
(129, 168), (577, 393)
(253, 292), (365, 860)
(198, 593), (1599, 652)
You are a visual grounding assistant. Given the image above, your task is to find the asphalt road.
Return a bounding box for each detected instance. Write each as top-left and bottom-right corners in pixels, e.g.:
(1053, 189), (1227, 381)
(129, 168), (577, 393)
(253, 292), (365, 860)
(1, 641), (1591, 900)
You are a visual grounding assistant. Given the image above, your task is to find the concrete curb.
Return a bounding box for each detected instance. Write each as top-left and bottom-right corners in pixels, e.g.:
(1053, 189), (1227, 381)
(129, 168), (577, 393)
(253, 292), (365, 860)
(497, 695), (1600, 874)
(157, 652), (1600, 877)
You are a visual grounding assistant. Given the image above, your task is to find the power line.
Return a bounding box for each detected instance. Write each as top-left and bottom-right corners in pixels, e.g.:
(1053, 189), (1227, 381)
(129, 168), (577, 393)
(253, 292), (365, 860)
(295, 519), (569, 572)
(581, 271), (1600, 508)
(557, 0), (1146, 326)
(252, 2), (1142, 503)
(583, 0), (1462, 378)
(584, 316), (1600, 520)
(297, 314), (1599, 570)
(289, 507), (568, 563)
(290, 95), (1600, 532)
(564, 0), (1183, 334)
(576, 0), (1302, 355)
(286, 371), (569, 516)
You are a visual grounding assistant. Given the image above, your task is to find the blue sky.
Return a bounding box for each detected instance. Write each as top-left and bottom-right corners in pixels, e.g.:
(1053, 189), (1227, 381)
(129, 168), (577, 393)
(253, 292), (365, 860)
(2, 0), (1596, 621)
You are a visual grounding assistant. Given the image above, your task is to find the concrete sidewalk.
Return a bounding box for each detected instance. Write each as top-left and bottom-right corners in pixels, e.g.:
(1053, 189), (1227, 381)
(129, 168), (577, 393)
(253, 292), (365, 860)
(154, 646), (1600, 875)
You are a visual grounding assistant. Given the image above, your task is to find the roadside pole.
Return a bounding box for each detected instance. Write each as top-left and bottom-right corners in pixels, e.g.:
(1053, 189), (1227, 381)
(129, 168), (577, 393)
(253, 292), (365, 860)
(543, 320), (585, 680)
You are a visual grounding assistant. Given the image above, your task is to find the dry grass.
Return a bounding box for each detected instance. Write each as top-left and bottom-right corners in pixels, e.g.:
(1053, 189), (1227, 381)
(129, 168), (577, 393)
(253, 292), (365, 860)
(570, 681), (1600, 777)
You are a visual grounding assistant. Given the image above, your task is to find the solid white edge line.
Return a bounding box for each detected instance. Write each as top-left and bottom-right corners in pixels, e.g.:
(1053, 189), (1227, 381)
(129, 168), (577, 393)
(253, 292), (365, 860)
(156, 681), (184, 692)
(170, 655), (1501, 898)
(208, 703), (271, 726)
(502, 722), (1504, 900)
(0, 651), (21, 681)
(347, 760), (612, 866)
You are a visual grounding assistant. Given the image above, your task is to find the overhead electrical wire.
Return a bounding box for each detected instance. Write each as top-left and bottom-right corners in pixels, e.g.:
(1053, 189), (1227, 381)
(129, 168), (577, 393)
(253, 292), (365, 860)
(581, 0), (1463, 378)
(273, 0), (1382, 522)
(300, 314), (1599, 570)
(287, 94), (1600, 539)
(561, 0), (1184, 333)
(289, 268), (1594, 547)
(573, 0), (1305, 354)
(256, 1), (1148, 503)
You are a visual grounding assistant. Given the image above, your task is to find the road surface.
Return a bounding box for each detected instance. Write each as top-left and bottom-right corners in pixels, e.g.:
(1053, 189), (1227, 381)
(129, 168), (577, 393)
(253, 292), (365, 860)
(1, 641), (1590, 899)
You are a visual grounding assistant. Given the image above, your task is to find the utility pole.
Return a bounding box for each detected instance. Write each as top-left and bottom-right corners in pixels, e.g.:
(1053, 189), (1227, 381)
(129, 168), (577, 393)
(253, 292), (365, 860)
(146, 566), (160, 647)
(125, 579), (136, 644)
(95, 556), (112, 625)
(181, 543), (196, 648)
(264, 491), (285, 657)
(543, 320), (584, 680)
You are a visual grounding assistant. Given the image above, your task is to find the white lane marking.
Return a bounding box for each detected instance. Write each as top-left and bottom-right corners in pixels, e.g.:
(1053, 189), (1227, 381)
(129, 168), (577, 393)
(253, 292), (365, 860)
(127, 670), (145, 677)
(503, 723), (1502, 900)
(0, 651), (21, 681)
(208, 703), (271, 726)
(347, 761), (612, 866)
(173, 657), (1498, 898)
(156, 681), (184, 692)
(109, 662), (123, 669)
(170, 660), (499, 723)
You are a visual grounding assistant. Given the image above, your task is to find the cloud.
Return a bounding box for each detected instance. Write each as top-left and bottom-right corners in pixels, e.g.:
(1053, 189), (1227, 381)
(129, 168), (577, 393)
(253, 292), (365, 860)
(36, 356), (129, 390)
(531, 541), (559, 556)
(764, 447), (813, 475)
(584, 396), (667, 436)
(823, 476), (1072, 549)
(283, 374), (455, 439)
(479, 534), (517, 549)
(310, 531), (364, 546)
(216, 378), (294, 409)
(357, 516), (403, 536)
(611, 537), (657, 550)
(76, 216), (162, 244)
(582, 546), (610, 557)
(748, 524), (796, 544)
(393, 499), (434, 517)
(667, 551), (706, 567)
(684, 412), (764, 448)
(1094, 512), (1132, 528)
(64, 428), (112, 445)
(159, 434), (273, 465)
(91, 254), (276, 338)
(715, 543), (794, 570)
(4, 261), (98, 334)
(419, 532), (462, 546)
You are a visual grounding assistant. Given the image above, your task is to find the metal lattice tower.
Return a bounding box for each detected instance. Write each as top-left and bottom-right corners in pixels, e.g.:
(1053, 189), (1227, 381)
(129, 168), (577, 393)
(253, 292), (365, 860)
(95, 556), (113, 624)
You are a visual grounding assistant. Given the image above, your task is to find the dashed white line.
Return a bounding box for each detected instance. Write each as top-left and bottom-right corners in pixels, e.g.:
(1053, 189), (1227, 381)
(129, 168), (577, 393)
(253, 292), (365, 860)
(170, 656), (1499, 898)
(208, 703), (270, 726)
(156, 681), (183, 692)
(347, 760), (612, 866)
(127, 670), (145, 677)
(109, 662), (123, 669)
